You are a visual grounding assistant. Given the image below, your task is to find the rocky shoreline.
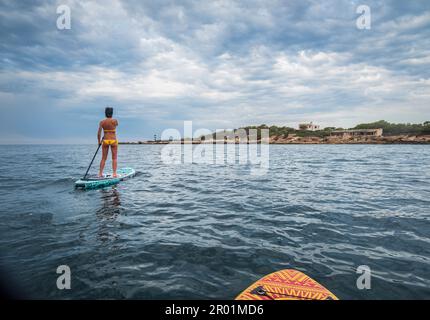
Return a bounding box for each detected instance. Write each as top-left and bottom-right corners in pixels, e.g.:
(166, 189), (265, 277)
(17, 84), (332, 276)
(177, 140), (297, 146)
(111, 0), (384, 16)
(270, 134), (430, 144)
(120, 134), (430, 145)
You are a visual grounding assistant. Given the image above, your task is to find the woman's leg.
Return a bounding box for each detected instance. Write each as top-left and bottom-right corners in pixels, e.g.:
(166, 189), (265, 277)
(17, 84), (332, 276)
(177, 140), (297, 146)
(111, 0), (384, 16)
(99, 144), (109, 177)
(111, 144), (118, 177)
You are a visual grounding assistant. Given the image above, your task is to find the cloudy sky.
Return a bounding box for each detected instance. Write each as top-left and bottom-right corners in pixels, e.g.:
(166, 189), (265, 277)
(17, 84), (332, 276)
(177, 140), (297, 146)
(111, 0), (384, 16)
(1, 0), (430, 143)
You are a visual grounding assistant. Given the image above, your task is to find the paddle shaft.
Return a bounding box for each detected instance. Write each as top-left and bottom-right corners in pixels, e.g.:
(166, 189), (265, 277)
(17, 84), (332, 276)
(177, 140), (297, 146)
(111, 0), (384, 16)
(83, 143), (101, 179)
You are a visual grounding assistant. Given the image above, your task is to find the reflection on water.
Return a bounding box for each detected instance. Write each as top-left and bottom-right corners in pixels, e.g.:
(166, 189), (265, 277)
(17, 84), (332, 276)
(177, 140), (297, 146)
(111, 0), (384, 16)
(96, 188), (121, 244)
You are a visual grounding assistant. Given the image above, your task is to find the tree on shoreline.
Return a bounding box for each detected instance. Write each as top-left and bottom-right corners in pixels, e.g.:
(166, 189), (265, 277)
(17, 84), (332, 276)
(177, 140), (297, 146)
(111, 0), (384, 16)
(239, 121), (430, 137)
(200, 121), (430, 140)
(353, 120), (430, 136)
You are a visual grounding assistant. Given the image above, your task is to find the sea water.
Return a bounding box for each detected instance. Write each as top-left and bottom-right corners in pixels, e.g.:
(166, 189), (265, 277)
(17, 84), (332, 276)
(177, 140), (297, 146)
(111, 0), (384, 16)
(0, 144), (429, 299)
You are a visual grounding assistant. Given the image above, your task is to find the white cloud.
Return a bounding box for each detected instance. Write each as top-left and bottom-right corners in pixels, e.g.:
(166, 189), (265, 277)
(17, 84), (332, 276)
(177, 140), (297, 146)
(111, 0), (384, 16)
(1, 0), (430, 142)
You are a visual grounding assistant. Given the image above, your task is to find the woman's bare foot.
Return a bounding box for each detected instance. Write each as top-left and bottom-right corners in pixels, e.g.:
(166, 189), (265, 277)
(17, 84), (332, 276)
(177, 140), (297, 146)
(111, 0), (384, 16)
(113, 173), (118, 178)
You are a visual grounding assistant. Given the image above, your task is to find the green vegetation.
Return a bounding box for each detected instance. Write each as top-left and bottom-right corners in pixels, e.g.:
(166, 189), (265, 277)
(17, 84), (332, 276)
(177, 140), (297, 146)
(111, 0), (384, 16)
(199, 121), (430, 140)
(239, 121), (430, 137)
(238, 125), (333, 138)
(353, 120), (430, 136)
(294, 129), (331, 138)
(240, 125), (292, 139)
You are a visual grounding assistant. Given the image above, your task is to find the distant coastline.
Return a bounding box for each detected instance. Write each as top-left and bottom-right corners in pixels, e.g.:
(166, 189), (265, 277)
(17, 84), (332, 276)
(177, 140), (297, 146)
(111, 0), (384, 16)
(120, 135), (430, 145)
(121, 120), (430, 145)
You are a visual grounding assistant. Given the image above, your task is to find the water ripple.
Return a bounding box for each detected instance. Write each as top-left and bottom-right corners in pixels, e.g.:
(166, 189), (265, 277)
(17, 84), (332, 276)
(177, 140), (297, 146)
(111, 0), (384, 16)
(0, 144), (429, 299)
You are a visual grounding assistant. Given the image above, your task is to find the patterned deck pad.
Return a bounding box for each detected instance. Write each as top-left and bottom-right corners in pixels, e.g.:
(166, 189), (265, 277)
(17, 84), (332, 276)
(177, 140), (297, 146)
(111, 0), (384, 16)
(235, 269), (338, 300)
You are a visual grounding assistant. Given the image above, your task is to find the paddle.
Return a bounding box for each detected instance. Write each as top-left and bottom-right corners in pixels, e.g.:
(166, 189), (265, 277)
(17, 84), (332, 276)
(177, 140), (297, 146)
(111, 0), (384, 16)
(83, 143), (101, 179)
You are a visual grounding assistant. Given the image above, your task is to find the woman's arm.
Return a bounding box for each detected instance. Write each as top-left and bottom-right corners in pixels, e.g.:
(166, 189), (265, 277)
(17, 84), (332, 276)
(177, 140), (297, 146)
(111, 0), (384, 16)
(97, 122), (102, 145)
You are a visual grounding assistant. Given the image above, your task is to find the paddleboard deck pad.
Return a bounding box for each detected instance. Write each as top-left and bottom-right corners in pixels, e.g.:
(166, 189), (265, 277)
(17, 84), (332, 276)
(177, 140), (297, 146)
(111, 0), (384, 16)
(75, 167), (135, 189)
(235, 269), (338, 300)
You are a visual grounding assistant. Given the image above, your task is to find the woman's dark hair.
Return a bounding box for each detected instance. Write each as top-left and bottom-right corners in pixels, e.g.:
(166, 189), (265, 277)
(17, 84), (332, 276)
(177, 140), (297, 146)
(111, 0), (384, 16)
(105, 107), (113, 118)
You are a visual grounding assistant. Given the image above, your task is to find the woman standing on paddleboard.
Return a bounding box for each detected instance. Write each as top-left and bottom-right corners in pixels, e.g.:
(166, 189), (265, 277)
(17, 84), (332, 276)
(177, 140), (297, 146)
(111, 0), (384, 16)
(98, 107), (118, 177)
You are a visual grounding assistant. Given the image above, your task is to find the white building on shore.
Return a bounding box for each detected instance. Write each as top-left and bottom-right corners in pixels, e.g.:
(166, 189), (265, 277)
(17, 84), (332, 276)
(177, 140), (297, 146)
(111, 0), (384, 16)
(299, 122), (320, 131)
(331, 128), (383, 138)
